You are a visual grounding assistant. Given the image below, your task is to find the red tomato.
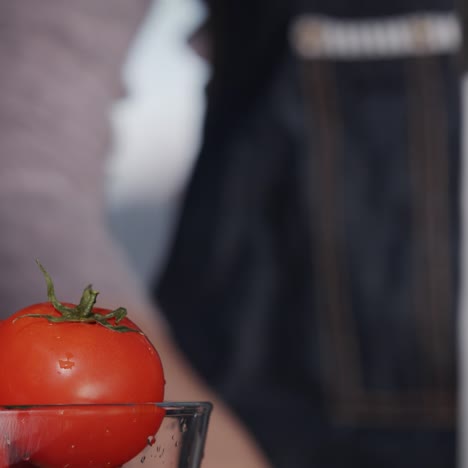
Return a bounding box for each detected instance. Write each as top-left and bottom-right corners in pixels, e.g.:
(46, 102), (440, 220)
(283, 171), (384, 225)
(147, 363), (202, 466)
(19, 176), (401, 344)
(0, 303), (165, 405)
(0, 263), (166, 467)
(0, 405), (165, 468)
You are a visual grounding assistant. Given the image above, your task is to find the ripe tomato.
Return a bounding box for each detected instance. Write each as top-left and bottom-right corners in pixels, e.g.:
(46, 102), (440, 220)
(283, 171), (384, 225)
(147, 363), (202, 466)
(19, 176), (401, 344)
(0, 303), (164, 405)
(0, 262), (166, 467)
(0, 404), (165, 468)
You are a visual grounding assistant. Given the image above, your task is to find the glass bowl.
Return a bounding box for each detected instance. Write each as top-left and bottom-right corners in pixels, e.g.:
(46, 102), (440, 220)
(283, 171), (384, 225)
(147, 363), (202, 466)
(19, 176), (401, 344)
(0, 402), (212, 468)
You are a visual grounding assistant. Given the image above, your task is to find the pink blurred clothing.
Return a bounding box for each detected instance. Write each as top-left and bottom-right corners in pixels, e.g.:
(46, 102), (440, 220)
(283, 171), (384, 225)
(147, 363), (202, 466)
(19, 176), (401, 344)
(0, 0), (156, 318)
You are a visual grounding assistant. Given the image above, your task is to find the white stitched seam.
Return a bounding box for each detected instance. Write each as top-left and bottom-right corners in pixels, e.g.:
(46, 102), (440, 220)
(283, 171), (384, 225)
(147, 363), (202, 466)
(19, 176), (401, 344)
(290, 13), (462, 59)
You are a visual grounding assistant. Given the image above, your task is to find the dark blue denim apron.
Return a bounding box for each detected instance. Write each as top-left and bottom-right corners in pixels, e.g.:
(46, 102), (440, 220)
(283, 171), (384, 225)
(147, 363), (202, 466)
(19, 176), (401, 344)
(155, 2), (464, 466)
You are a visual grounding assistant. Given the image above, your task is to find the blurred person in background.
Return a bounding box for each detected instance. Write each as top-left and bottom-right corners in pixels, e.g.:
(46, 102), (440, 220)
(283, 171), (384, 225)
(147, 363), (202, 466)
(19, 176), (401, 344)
(156, 0), (466, 467)
(0, 1), (270, 467)
(0, 1), (466, 468)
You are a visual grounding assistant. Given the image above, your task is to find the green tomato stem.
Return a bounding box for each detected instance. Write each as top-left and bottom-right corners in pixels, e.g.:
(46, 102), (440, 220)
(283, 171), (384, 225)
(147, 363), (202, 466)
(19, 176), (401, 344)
(14, 260), (141, 334)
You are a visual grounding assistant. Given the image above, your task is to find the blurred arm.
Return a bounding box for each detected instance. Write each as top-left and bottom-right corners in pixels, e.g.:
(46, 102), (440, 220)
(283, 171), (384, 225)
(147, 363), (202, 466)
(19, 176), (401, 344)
(0, 2), (270, 466)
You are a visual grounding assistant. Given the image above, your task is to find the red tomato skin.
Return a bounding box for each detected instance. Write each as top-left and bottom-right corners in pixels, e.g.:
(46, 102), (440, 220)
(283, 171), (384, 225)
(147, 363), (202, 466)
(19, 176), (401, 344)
(0, 303), (166, 467)
(0, 405), (165, 468)
(0, 303), (165, 405)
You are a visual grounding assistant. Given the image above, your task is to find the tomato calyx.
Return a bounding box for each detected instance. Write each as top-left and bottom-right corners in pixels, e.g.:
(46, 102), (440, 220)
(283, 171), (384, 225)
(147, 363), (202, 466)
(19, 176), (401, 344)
(14, 260), (142, 333)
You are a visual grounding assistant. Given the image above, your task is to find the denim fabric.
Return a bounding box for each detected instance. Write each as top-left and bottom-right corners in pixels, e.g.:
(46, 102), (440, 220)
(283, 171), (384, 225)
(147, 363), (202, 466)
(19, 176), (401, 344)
(155, 4), (463, 467)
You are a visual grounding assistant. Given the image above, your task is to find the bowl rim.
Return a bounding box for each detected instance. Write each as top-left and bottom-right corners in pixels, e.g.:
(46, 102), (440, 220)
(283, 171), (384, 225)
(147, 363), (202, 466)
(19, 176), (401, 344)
(0, 401), (212, 411)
